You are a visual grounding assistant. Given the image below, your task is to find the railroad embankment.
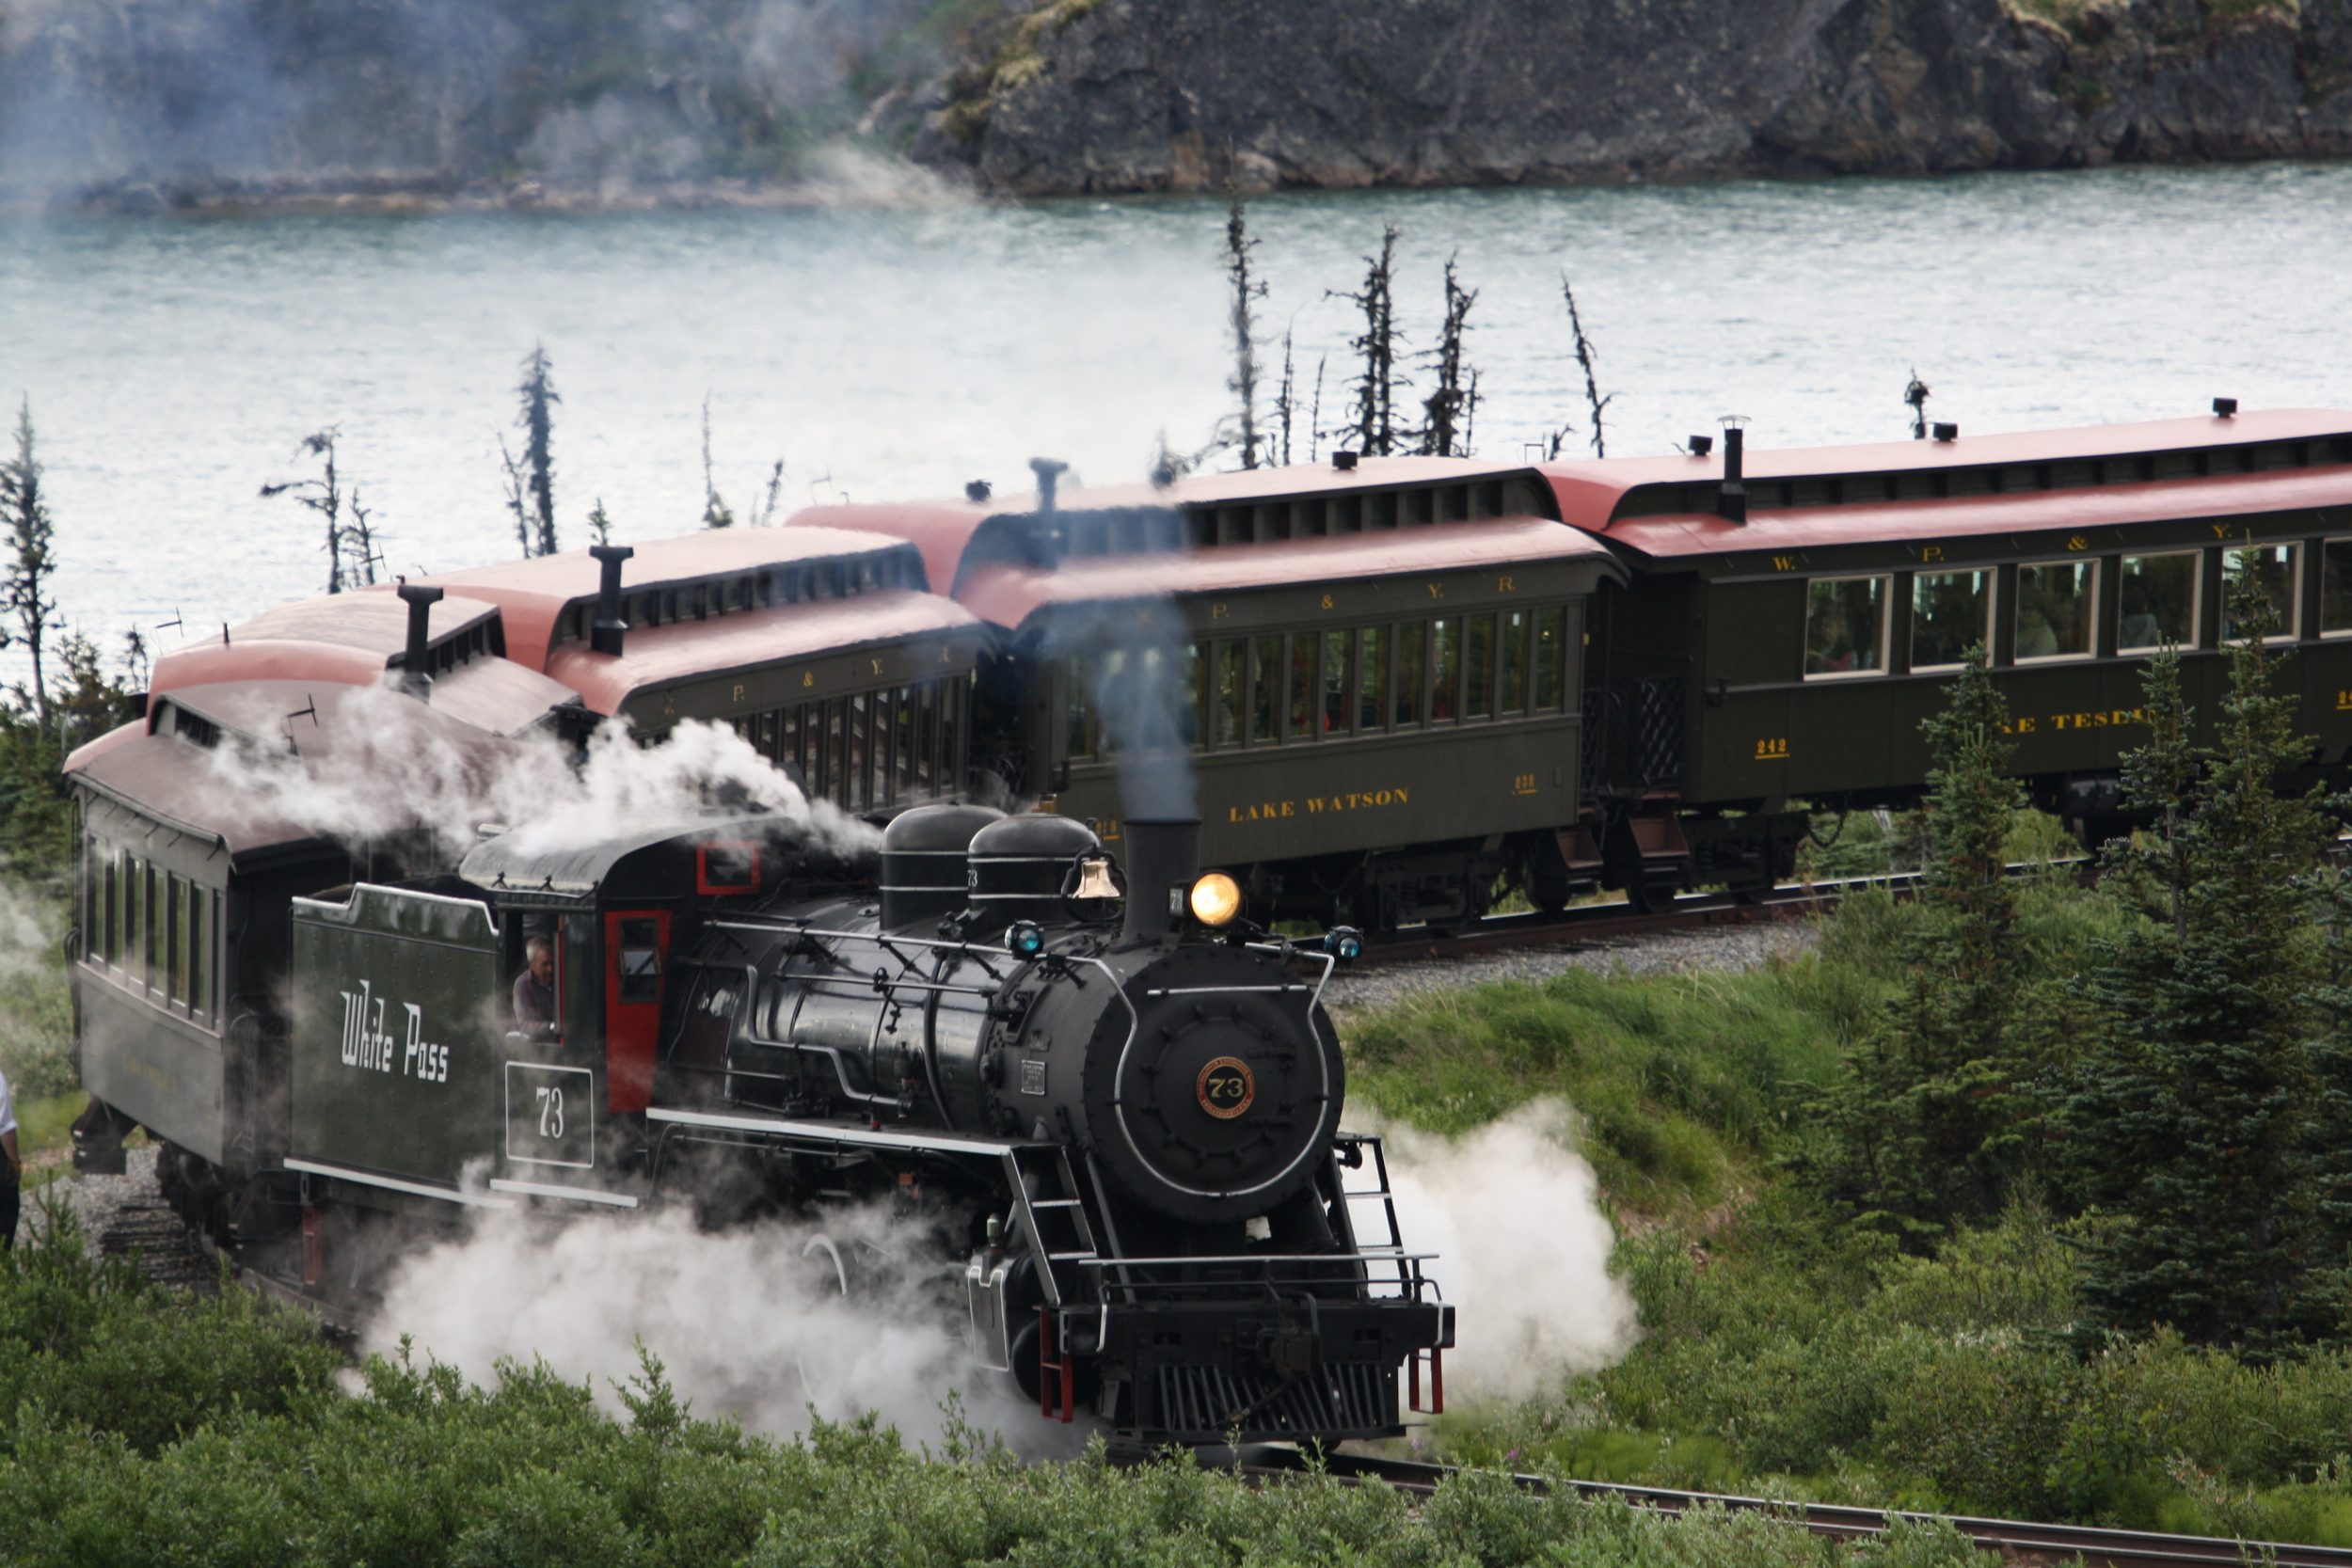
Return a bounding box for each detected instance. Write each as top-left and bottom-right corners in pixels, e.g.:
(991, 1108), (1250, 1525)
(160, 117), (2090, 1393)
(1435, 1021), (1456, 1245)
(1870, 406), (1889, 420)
(920, 0), (2352, 194)
(0, 1196), (2000, 1568)
(8, 0), (2352, 210)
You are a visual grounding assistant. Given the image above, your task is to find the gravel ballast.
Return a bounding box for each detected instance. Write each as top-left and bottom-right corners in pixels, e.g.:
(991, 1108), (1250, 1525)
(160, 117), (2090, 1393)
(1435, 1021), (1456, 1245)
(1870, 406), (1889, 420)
(1324, 916), (1820, 1015)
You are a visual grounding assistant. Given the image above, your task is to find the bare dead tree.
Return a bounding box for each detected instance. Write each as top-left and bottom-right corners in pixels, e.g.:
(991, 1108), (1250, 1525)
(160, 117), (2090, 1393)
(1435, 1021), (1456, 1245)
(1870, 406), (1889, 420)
(1560, 273), (1613, 458)
(701, 395), (735, 529)
(1308, 353), (1326, 463)
(1330, 227), (1405, 456)
(0, 398), (57, 721)
(120, 627), (150, 694)
(262, 429), (349, 594)
(1275, 328), (1296, 467)
(750, 460), (787, 528)
(497, 434), (532, 557)
(516, 344), (561, 555)
(1226, 198), (1267, 469)
(1906, 369), (1932, 439)
(1417, 255), (1479, 457)
(344, 489), (383, 587)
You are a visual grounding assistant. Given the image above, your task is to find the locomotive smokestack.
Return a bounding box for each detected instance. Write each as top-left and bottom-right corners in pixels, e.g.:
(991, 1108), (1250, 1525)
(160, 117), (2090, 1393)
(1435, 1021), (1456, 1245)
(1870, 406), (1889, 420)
(590, 544), (633, 657)
(1715, 421), (1748, 525)
(395, 582), (443, 702)
(1119, 816), (1202, 945)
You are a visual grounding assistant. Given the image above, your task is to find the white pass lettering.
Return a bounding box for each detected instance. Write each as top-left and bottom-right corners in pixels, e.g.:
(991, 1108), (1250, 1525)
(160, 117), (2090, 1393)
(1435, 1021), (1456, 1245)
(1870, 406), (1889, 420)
(338, 981), (450, 1082)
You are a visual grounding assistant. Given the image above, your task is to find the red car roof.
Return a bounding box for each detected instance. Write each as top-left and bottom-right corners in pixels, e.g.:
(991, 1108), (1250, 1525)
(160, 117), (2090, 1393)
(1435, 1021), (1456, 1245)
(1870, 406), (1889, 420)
(419, 527), (923, 669)
(545, 590), (980, 716)
(956, 516), (1623, 629)
(1599, 460), (2352, 561)
(151, 591), (504, 696)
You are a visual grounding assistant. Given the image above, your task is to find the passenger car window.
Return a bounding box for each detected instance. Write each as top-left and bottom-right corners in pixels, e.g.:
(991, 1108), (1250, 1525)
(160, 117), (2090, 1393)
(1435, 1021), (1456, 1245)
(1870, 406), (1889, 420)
(2223, 545), (2299, 642)
(2015, 562), (2094, 661)
(2120, 553), (2199, 651)
(1804, 578), (1886, 677)
(1357, 626), (1389, 731)
(2323, 542), (2352, 637)
(1534, 609), (1565, 709)
(1911, 570), (1991, 670)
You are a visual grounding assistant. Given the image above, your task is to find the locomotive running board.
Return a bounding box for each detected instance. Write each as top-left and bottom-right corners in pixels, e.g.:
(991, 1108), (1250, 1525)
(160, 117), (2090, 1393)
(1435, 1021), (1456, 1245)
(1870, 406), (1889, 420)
(645, 1106), (1038, 1159)
(285, 1156), (516, 1210)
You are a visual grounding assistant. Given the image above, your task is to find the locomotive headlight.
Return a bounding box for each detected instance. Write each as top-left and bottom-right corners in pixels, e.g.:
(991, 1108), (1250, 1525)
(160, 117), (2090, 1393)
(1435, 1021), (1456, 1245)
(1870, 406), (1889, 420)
(1187, 872), (1244, 927)
(1324, 926), (1364, 962)
(1004, 920), (1046, 958)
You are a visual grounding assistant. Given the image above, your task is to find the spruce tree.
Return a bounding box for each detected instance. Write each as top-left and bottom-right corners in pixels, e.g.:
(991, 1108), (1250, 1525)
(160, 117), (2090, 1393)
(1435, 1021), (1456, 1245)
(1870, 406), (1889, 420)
(0, 398), (57, 722)
(1805, 647), (2039, 1244)
(516, 345), (560, 556)
(2067, 576), (2337, 1352)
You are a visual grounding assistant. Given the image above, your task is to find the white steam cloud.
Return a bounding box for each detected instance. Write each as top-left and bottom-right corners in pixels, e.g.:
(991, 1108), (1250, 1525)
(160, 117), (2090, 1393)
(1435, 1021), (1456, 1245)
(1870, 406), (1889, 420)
(198, 678), (881, 865)
(0, 880), (56, 988)
(363, 1199), (1090, 1456)
(1370, 1099), (1639, 1402)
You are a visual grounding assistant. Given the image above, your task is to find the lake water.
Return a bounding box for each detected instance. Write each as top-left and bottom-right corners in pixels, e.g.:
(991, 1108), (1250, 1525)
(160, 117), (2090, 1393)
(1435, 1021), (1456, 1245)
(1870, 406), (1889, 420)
(2, 160), (2349, 689)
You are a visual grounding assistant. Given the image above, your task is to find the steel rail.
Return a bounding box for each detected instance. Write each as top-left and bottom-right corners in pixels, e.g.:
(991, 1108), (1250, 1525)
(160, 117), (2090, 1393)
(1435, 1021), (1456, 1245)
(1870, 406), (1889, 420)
(1351, 858), (2091, 969)
(1233, 1449), (2352, 1568)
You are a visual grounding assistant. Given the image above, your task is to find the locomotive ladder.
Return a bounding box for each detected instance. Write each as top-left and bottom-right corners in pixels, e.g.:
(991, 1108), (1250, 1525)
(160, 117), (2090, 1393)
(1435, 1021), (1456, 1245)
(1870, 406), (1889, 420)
(1332, 1133), (1443, 1416)
(1001, 1145), (1105, 1423)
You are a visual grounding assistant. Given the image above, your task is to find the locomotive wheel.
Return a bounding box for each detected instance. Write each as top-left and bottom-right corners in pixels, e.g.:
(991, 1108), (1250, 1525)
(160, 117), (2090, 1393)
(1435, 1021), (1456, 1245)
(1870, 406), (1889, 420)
(802, 1234), (850, 1295)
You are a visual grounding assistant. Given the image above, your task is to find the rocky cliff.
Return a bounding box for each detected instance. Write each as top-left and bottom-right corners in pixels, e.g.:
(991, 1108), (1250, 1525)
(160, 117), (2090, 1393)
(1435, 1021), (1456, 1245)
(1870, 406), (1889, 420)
(6, 0), (2350, 210)
(913, 0), (2352, 193)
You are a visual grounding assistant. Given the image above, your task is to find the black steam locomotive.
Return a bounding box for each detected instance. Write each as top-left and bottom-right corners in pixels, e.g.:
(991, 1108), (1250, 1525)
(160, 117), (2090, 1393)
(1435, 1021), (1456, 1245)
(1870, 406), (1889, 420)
(66, 635), (1449, 1447)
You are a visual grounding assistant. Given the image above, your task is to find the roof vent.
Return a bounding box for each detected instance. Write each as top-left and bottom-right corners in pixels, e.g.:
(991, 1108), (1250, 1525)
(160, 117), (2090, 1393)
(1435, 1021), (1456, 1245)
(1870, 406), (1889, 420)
(396, 582), (443, 702)
(1688, 435), (1714, 458)
(1932, 422), (1959, 442)
(1333, 451), (1359, 471)
(1028, 457), (1069, 514)
(1715, 418), (1750, 525)
(965, 480), (992, 502)
(590, 544), (633, 657)
(2214, 398), (2238, 418)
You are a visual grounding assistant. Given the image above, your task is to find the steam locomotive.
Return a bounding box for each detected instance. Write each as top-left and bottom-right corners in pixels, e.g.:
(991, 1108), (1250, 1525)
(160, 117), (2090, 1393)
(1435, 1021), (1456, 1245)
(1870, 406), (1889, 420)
(65, 619), (1450, 1445)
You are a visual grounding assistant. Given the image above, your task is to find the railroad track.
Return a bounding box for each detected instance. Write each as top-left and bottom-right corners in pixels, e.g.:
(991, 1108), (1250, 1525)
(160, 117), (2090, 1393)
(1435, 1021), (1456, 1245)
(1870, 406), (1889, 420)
(1355, 859), (2089, 967)
(1238, 1449), (2352, 1568)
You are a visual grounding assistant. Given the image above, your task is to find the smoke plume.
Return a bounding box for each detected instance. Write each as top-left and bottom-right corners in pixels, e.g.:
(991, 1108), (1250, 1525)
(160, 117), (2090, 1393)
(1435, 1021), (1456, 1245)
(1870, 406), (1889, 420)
(197, 677), (880, 865)
(1367, 1099), (1639, 1402)
(362, 1197), (1092, 1456)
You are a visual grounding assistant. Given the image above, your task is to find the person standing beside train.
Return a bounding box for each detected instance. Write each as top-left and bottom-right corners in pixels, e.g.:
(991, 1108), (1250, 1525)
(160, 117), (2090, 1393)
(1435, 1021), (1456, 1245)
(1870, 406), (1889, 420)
(0, 1065), (18, 1252)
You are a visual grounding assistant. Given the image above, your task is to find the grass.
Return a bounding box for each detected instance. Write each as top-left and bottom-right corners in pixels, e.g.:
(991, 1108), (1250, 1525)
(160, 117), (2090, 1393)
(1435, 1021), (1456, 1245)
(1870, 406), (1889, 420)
(1346, 962), (1851, 1220)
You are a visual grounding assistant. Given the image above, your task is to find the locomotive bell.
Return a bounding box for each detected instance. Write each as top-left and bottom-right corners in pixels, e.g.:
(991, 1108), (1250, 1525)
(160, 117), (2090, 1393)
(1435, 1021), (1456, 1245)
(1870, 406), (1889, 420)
(1072, 854), (1120, 900)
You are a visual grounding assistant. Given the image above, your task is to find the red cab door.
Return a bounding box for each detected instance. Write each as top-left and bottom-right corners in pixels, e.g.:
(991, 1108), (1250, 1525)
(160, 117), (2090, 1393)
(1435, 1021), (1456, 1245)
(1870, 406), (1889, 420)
(603, 911), (670, 1113)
